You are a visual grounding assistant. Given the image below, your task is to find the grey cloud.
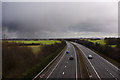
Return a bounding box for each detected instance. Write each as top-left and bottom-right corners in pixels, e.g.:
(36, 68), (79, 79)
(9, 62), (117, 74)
(2, 2), (118, 38)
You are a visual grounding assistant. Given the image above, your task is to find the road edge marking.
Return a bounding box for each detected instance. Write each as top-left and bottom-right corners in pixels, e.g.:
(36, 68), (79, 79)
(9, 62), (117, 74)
(33, 45), (67, 80)
(74, 43), (101, 80)
(72, 44), (78, 80)
(46, 45), (67, 79)
(86, 47), (120, 71)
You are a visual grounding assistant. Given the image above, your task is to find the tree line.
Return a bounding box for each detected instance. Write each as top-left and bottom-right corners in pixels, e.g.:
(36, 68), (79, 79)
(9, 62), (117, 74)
(2, 40), (66, 79)
(76, 38), (120, 63)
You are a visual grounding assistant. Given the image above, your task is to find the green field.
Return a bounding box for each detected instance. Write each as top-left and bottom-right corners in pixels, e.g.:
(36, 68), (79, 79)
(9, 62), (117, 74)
(7, 40), (61, 45)
(87, 39), (116, 48)
(87, 39), (106, 45)
(7, 40), (61, 54)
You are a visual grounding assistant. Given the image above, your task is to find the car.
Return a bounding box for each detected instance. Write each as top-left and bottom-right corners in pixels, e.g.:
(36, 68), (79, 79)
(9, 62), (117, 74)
(88, 55), (92, 59)
(69, 57), (74, 60)
(66, 51), (69, 54)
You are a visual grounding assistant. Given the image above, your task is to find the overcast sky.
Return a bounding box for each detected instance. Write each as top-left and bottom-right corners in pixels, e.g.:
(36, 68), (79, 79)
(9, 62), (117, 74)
(2, 2), (118, 39)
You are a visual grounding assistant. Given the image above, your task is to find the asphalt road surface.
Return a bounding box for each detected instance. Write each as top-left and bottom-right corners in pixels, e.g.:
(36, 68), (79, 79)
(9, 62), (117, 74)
(34, 41), (80, 80)
(73, 42), (120, 80)
(46, 42), (78, 79)
(34, 41), (120, 80)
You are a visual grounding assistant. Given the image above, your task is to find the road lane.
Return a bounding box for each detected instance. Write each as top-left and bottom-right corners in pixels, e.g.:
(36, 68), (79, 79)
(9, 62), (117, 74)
(34, 41), (81, 80)
(73, 42), (120, 80)
(46, 42), (77, 79)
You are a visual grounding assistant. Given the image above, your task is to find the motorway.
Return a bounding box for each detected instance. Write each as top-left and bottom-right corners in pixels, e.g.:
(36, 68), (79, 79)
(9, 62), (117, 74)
(73, 42), (120, 80)
(34, 41), (120, 80)
(34, 41), (80, 80)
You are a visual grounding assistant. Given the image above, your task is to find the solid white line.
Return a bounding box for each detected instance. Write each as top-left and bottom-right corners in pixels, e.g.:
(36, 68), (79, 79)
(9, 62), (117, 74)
(33, 45), (66, 80)
(86, 47), (120, 71)
(73, 45), (78, 80)
(82, 45), (120, 80)
(78, 47), (101, 80)
(46, 47), (67, 79)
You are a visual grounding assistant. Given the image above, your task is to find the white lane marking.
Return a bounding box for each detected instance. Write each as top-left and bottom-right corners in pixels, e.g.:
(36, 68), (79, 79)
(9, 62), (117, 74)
(81, 45), (119, 79)
(85, 46), (120, 79)
(73, 45), (78, 80)
(89, 75), (92, 78)
(33, 44), (66, 80)
(46, 49), (67, 79)
(86, 47), (120, 71)
(105, 68), (109, 72)
(78, 47), (101, 80)
(66, 62), (68, 63)
(73, 43), (119, 80)
(62, 72), (65, 74)
(105, 67), (117, 80)
(109, 72), (117, 80)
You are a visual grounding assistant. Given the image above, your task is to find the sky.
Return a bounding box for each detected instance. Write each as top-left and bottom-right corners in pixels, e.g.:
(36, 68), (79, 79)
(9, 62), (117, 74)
(2, 2), (118, 39)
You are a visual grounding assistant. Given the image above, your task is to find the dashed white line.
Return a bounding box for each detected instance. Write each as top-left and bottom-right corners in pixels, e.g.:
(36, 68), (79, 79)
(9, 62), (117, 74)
(105, 68), (109, 72)
(78, 46), (101, 80)
(33, 44), (66, 80)
(86, 47), (120, 71)
(105, 68), (117, 80)
(74, 43), (119, 80)
(46, 49), (67, 79)
(109, 72), (116, 80)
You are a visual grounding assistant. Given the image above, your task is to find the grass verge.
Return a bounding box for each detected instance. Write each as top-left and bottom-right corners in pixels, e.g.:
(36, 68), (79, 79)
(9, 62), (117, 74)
(23, 44), (66, 79)
(73, 44), (89, 79)
(86, 47), (120, 69)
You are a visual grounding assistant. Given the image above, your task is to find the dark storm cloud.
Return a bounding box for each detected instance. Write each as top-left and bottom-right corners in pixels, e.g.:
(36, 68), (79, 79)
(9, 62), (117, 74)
(2, 2), (117, 38)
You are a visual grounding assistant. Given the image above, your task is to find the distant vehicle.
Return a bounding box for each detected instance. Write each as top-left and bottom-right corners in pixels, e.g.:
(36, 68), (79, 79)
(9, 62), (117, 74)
(88, 55), (92, 59)
(69, 57), (74, 60)
(66, 51), (69, 54)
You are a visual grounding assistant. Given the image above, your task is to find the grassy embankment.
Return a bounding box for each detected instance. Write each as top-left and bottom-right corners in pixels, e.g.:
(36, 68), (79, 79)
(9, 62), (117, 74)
(2, 40), (66, 79)
(91, 48), (120, 68)
(81, 39), (120, 68)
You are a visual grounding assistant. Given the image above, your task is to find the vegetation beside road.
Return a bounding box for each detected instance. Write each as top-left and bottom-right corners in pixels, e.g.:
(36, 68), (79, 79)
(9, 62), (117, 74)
(7, 40), (61, 45)
(75, 38), (120, 68)
(87, 39), (116, 48)
(87, 39), (106, 45)
(2, 40), (66, 79)
(73, 44), (89, 79)
(66, 38), (120, 68)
